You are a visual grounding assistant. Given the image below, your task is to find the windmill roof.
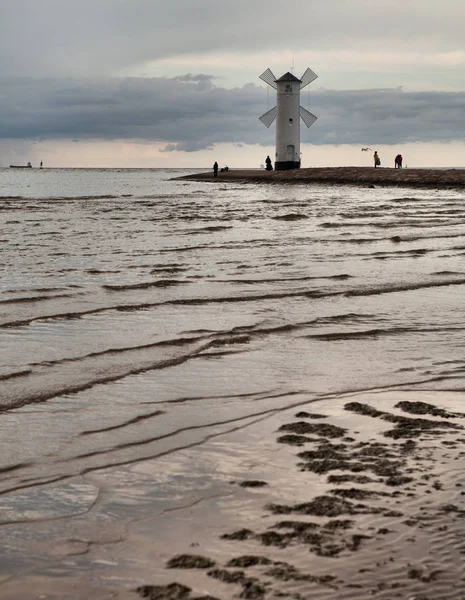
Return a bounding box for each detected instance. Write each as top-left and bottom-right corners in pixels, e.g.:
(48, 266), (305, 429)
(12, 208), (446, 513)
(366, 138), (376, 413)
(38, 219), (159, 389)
(276, 72), (302, 83)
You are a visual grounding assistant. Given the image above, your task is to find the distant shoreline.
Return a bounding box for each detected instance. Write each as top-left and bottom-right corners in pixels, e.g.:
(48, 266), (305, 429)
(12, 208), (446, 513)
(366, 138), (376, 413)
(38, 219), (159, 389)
(177, 166), (465, 189)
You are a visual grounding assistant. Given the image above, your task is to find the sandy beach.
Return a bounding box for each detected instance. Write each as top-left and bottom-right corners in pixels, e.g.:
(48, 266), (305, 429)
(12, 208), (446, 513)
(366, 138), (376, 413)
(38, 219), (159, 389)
(2, 169), (465, 599)
(2, 390), (464, 600)
(178, 166), (465, 189)
(130, 390), (465, 600)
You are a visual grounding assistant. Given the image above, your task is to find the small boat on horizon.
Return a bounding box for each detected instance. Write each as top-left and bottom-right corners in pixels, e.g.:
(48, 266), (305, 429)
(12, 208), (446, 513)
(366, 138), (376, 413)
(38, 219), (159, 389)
(10, 162), (32, 169)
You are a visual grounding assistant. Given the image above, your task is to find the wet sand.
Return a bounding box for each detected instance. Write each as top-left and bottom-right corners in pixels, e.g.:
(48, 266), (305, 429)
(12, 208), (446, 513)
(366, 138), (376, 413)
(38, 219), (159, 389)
(178, 166), (465, 189)
(128, 390), (465, 600)
(2, 170), (465, 599)
(3, 390), (463, 599)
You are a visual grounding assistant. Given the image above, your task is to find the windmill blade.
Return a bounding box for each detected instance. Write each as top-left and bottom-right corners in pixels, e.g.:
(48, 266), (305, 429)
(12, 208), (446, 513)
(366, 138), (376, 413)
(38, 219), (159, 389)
(259, 106), (277, 128)
(300, 106), (317, 128)
(259, 68), (277, 89)
(300, 67), (318, 90)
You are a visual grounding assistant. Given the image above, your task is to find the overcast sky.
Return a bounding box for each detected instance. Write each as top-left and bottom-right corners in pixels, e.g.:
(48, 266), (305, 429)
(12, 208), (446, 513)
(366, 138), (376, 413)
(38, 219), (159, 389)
(2, 0), (465, 167)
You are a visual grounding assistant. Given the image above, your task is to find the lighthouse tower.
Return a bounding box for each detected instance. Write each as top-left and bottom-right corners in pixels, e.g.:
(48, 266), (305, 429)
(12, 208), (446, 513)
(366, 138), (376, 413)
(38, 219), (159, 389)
(259, 68), (318, 170)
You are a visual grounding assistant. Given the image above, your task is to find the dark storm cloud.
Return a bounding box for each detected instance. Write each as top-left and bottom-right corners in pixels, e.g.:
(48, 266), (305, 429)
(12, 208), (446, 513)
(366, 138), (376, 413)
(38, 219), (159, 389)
(2, 1), (465, 77)
(0, 76), (464, 149)
(313, 88), (465, 146)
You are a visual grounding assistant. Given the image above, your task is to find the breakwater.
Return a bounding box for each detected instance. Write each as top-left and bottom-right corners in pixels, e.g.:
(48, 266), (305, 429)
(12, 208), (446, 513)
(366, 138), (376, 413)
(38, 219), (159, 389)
(179, 166), (465, 188)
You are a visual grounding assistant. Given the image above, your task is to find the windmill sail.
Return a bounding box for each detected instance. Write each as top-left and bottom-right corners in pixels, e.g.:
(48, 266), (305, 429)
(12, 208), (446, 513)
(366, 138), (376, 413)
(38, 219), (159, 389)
(259, 68), (277, 89)
(259, 106), (277, 128)
(300, 67), (318, 90)
(299, 106), (317, 128)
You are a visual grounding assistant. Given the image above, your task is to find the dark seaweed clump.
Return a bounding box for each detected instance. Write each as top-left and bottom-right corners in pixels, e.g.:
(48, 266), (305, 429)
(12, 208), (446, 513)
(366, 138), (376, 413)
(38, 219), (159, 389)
(323, 519), (354, 530)
(296, 438), (405, 479)
(385, 475), (414, 486)
(221, 529), (254, 541)
(344, 401), (462, 439)
(137, 583), (191, 600)
(327, 474), (374, 484)
(136, 583), (220, 600)
(208, 569), (246, 584)
(395, 400), (462, 419)
(277, 434), (317, 446)
(330, 487), (390, 500)
(166, 554), (216, 569)
(278, 421), (347, 438)
(264, 562), (336, 586)
(208, 569), (266, 599)
(298, 441), (349, 461)
(262, 515), (371, 557)
(222, 506), (374, 557)
(239, 480), (268, 488)
(266, 495), (374, 517)
(274, 520), (319, 532)
(227, 556), (272, 568)
(295, 411), (328, 419)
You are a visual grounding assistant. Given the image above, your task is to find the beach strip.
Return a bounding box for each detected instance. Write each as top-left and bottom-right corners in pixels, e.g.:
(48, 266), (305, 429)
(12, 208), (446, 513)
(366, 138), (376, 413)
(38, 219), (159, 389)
(178, 167), (465, 189)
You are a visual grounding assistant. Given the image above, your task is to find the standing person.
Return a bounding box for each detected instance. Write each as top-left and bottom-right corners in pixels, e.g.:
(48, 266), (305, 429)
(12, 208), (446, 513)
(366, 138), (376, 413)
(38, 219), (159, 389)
(374, 151), (380, 168)
(398, 154), (403, 168)
(395, 154), (402, 168)
(213, 161), (218, 177)
(265, 155), (273, 171)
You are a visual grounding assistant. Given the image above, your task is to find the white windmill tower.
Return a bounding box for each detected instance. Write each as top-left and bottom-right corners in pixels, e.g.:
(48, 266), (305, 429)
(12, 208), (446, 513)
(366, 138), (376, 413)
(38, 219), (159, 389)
(259, 67), (318, 170)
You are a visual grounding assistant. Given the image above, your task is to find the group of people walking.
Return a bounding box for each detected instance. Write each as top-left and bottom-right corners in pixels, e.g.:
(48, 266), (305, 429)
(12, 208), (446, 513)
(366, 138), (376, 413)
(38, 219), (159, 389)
(373, 151), (403, 168)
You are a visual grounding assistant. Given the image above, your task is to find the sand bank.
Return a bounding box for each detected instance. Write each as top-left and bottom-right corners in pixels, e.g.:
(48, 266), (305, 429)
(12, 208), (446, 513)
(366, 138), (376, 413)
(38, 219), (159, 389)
(178, 167), (465, 189)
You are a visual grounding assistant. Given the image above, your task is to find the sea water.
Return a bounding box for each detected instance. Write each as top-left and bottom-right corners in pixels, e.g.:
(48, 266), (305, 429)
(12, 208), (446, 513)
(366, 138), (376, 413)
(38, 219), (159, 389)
(1, 167), (465, 594)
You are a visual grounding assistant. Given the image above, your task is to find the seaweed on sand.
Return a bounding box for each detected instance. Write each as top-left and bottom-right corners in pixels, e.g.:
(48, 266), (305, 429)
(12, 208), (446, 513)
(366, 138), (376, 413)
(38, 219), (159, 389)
(221, 529), (254, 541)
(226, 556), (273, 568)
(207, 570), (266, 600)
(266, 495), (378, 517)
(239, 480), (268, 488)
(166, 554), (216, 569)
(279, 422), (347, 438)
(395, 400), (463, 419)
(277, 434), (318, 446)
(136, 583), (220, 600)
(295, 412), (329, 419)
(264, 562), (336, 586)
(344, 401), (463, 439)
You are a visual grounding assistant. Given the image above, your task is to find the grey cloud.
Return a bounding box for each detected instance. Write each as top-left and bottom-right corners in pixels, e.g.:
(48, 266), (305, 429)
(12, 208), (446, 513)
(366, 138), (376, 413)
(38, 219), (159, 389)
(0, 76), (464, 150)
(160, 143), (178, 153)
(174, 74), (217, 83)
(314, 88), (465, 145)
(2, 1), (465, 77)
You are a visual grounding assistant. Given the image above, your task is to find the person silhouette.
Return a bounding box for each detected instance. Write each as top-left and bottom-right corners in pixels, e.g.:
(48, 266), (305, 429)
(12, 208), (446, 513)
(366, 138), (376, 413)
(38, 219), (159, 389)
(265, 155), (273, 171)
(213, 161), (218, 177)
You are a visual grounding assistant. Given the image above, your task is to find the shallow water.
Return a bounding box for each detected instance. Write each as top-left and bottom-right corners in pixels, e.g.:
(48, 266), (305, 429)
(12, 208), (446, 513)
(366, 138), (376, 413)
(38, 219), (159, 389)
(1, 168), (465, 597)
